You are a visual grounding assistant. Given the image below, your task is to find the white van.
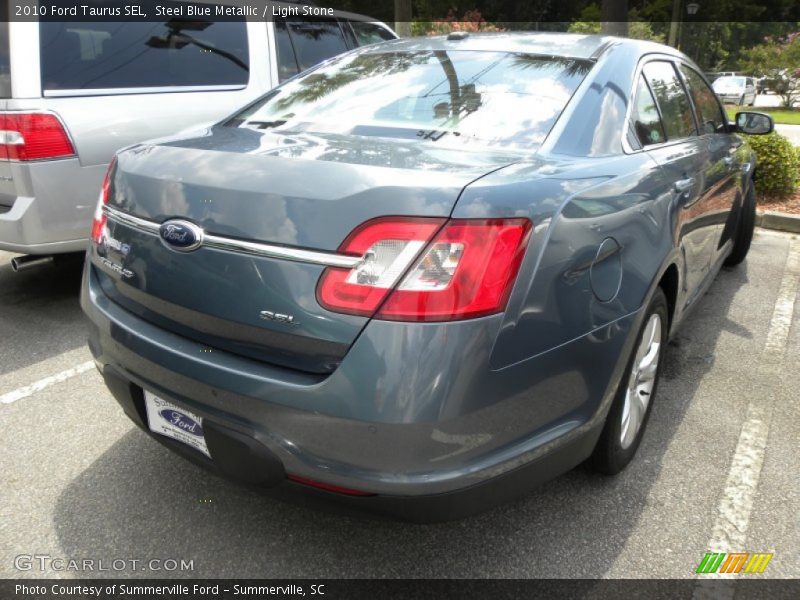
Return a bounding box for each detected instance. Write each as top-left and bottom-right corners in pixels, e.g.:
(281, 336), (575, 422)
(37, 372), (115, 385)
(0, 1), (395, 267)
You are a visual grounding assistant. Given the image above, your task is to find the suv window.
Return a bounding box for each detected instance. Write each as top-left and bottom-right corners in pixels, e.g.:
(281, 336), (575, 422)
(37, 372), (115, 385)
(631, 75), (666, 147)
(0, 20), (10, 98)
(275, 19), (348, 80)
(642, 61), (697, 141)
(275, 20), (300, 82)
(349, 21), (395, 46)
(39, 21), (249, 91)
(679, 65), (726, 135)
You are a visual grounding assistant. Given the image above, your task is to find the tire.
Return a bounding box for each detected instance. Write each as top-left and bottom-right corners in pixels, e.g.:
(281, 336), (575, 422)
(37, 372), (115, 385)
(589, 288), (668, 475)
(725, 180), (756, 266)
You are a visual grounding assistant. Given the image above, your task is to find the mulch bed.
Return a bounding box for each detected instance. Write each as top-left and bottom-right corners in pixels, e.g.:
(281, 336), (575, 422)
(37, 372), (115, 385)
(758, 190), (800, 215)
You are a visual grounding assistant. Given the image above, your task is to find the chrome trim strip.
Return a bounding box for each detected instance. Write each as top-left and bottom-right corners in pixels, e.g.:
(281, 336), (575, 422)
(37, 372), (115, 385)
(104, 206), (160, 234)
(201, 234), (361, 268)
(43, 84), (248, 98)
(103, 206), (361, 269)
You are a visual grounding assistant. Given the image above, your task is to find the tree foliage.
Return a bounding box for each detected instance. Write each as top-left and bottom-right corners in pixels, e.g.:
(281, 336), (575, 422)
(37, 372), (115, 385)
(327, 0), (800, 75)
(740, 32), (800, 107)
(567, 4), (665, 42)
(412, 9), (506, 36)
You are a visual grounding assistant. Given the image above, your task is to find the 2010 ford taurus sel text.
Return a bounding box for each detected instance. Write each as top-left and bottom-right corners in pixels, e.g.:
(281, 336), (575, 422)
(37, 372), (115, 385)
(80, 33), (773, 521)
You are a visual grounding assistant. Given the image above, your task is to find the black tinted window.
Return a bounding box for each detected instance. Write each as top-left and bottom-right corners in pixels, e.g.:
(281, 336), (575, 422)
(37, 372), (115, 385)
(0, 20), (10, 98)
(283, 19), (348, 72)
(632, 76), (665, 147)
(39, 21), (249, 91)
(643, 61), (696, 141)
(350, 21), (395, 46)
(680, 66), (725, 134)
(275, 20), (300, 82)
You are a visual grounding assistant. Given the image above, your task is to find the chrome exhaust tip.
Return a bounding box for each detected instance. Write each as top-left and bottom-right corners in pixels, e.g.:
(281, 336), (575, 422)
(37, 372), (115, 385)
(10, 255), (54, 272)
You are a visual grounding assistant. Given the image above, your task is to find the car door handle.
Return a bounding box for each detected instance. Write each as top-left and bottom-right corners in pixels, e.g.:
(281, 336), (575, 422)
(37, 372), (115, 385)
(674, 177), (696, 193)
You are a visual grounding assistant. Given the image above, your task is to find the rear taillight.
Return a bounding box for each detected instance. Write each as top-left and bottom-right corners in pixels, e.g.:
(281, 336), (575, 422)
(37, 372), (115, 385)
(91, 157), (117, 245)
(317, 217), (532, 322)
(317, 217), (446, 317)
(0, 112), (75, 161)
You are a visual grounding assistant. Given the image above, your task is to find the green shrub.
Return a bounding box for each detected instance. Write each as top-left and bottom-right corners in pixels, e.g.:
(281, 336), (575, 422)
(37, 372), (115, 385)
(746, 132), (800, 197)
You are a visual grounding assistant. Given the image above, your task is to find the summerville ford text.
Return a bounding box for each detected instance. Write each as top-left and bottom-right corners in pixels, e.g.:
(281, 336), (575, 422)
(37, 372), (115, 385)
(15, 584), (324, 596)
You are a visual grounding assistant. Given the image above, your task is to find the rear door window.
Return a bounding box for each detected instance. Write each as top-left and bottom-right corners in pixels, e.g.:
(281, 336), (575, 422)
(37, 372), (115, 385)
(280, 19), (348, 74)
(679, 65), (726, 134)
(348, 21), (396, 46)
(631, 75), (666, 147)
(274, 20), (300, 82)
(338, 20), (358, 49)
(0, 20), (10, 98)
(642, 61), (697, 141)
(39, 21), (249, 92)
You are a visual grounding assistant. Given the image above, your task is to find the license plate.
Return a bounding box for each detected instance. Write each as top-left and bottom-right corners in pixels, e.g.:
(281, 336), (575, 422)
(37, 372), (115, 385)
(144, 391), (211, 458)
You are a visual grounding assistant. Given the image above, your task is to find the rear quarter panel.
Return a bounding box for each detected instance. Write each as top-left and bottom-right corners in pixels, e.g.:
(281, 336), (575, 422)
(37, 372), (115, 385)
(453, 152), (678, 371)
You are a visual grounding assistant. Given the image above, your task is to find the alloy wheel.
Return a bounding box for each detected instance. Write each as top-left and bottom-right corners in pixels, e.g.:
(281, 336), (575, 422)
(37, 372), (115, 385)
(619, 313), (662, 449)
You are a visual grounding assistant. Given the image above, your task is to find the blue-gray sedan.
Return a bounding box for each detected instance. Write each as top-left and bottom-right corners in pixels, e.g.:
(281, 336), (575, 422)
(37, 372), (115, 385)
(81, 33), (773, 520)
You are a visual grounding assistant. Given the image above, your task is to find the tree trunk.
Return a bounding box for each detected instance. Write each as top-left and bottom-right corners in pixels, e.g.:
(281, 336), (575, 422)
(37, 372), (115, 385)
(394, 0), (412, 38)
(601, 0), (629, 37)
(667, 0), (682, 47)
(434, 51), (460, 117)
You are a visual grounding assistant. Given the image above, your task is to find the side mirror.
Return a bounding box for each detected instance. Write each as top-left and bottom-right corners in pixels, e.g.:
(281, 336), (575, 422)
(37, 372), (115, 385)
(735, 111), (774, 135)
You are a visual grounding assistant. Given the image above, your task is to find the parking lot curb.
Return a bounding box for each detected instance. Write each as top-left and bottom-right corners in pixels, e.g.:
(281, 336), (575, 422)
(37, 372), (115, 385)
(757, 211), (800, 234)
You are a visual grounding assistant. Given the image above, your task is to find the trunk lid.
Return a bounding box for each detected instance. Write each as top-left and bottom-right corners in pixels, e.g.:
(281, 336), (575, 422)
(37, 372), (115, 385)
(94, 127), (524, 373)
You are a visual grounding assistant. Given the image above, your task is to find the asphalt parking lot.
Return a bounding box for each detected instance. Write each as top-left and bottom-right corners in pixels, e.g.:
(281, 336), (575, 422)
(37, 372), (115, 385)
(1, 229), (798, 580)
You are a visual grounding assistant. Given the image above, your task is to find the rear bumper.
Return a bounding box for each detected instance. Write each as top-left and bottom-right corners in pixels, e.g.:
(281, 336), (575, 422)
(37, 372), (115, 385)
(100, 361), (603, 521)
(82, 261), (639, 518)
(0, 159), (104, 254)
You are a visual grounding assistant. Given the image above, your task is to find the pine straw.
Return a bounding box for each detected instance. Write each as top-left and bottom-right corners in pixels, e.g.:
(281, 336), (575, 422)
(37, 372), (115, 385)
(758, 190), (800, 215)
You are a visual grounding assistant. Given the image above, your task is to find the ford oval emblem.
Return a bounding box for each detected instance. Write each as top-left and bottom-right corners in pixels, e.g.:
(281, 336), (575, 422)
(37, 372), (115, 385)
(159, 409), (204, 437)
(159, 219), (204, 252)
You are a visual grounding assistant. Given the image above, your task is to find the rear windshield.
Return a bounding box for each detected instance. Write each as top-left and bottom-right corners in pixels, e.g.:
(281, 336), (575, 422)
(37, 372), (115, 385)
(228, 49), (592, 150)
(39, 21), (249, 92)
(715, 77), (745, 88)
(0, 21), (10, 98)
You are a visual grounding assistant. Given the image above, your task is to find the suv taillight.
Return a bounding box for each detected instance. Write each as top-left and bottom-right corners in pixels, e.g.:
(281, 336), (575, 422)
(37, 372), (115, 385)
(317, 217), (532, 322)
(0, 112), (76, 161)
(91, 157), (116, 245)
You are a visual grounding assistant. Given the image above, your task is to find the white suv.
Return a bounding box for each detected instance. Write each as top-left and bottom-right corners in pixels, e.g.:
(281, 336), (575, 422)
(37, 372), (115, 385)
(0, 1), (394, 268)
